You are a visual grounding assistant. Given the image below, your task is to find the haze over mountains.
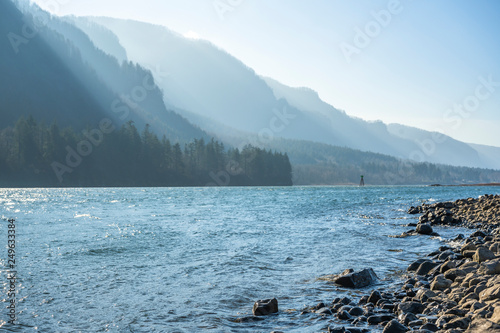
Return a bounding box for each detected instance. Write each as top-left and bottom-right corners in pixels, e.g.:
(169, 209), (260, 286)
(83, 16), (500, 170)
(2, 0), (499, 185)
(1, 0), (207, 143)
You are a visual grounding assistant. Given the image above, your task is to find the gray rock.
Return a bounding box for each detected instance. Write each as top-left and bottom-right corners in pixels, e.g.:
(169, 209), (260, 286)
(420, 323), (439, 332)
(415, 289), (436, 302)
(337, 310), (352, 320)
(443, 268), (466, 281)
(252, 298), (278, 316)
(467, 318), (500, 332)
(316, 307), (333, 315)
(443, 317), (471, 329)
(416, 223), (433, 235)
(367, 290), (382, 305)
(367, 314), (394, 324)
(440, 260), (456, 273)
(408, 259), (430, 272)
(430, 275), (452, 291)
(348, 306), (364, 317)
(478, 258), (500, 275)
(479, 284), (500, 302)
(397, 301), (425, 316)
(416, 261), (440, 276)
(399, 312), (418, 325)
(473, 247), (496, 263)
(382, 319), (408, 333)
(334, 268), (378, 288)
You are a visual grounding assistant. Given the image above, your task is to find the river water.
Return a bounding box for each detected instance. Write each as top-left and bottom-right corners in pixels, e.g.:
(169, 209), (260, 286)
(1, 186), (499, 332)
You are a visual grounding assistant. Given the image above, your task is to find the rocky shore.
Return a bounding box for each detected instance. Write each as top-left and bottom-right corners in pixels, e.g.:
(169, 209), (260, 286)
(251, 194), (500, 332)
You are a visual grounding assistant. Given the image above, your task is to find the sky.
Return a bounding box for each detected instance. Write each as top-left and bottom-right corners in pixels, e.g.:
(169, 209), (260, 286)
(31, 0), (500, 147)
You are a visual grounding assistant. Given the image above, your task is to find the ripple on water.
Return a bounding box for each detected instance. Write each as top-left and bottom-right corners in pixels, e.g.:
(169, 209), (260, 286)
(2, 186), (498, 331)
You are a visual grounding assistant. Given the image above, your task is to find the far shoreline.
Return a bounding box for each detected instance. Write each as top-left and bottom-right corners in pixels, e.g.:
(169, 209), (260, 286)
(430, 183), (500, 187)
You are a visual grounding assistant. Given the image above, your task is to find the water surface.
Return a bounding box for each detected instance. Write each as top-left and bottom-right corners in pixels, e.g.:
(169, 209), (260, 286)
(1, 186), (498, 332)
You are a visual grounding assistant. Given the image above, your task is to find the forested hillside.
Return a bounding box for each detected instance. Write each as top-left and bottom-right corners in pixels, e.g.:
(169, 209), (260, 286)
(0, 116), (292, 187)
(262, 138), (500, 185)
(0, 0), (208, 144)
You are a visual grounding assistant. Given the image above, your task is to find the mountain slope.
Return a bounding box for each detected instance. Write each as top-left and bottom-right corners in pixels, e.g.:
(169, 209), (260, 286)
(0, 1), (208, 144)
(82, 17), (499, 171)
(0, 0), (108, 127)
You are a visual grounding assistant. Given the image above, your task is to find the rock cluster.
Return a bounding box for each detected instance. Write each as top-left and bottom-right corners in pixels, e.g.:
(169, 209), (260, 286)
(247, 194), (500, 332)
(320, 194), (500, 332)
(408, 194), (500, 230)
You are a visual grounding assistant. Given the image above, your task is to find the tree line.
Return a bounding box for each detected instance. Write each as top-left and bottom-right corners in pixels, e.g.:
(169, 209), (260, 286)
(0, 116), (293, 187)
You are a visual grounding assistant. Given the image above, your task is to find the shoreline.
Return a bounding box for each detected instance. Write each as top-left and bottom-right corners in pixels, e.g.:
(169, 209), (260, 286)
(430, 183), (500, 187)
(256, 193), (500, 332)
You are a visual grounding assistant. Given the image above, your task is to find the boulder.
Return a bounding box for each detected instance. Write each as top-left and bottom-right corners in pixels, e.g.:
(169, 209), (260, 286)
(348, 306), (364, 317)
(443, 268), (466, 281)
(478, 258), (500, 275)
(416, 223), (433, 235)
(416, 261), (440, 276)
(467, 318), (500, 333)
(367, 290), (382, 305)
(415, 289), (436, 302)
(479, 284), (500, 302)
(252, 298), (278, 316)
(491, 305), (500, 324)
(473, 247), (496, 263)
(443, 317), (471, 329)
(397, 301), (425, 316)
(408, 259), (430, 272)
(430, 275), (452, 291)
(334, 268), (378, 288)
(337, 310), (352, 320)
(383, 319), (408, 333)
(367, 314), (394, 324)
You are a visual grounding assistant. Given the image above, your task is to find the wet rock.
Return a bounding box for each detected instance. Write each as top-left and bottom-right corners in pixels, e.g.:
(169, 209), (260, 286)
(397, 301), (425, 316)
(420, 323), (439, 332)
(348, 306), (364, 317)
(408, 206), (421, 214)
(399, 312), (418, 325)
(312, 302), (326, 310)
(367, 314), (394, 325)
(416, 261), (440, 276)
(416, 223), (433, 235)
(337, 310), (352, 320)
(234, 316), (266, 323)
(328, 327), (346, 333)
(473, 247), (496, 263)
(316, 307), (333, 315)
(415, 289), (436, 302)
(408, 259), (430, 272)
(471, 230), (487, 238)
(382, 319), (407, 333)
(367, 290), (382, 305)
(437, 250), (455, 261)
(252, 298), (278, 316)
(334, 268), (378, 288)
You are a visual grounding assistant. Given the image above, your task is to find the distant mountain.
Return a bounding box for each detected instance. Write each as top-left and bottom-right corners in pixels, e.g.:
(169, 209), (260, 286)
(85, 17), (341, 144)
(0, 1), (207, 144)
(84, 17), (499, 171)
(0, 0), (108, 128)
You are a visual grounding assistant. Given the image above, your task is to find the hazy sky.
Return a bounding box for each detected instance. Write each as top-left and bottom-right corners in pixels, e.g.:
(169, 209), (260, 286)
(32, 0), (500, 147)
